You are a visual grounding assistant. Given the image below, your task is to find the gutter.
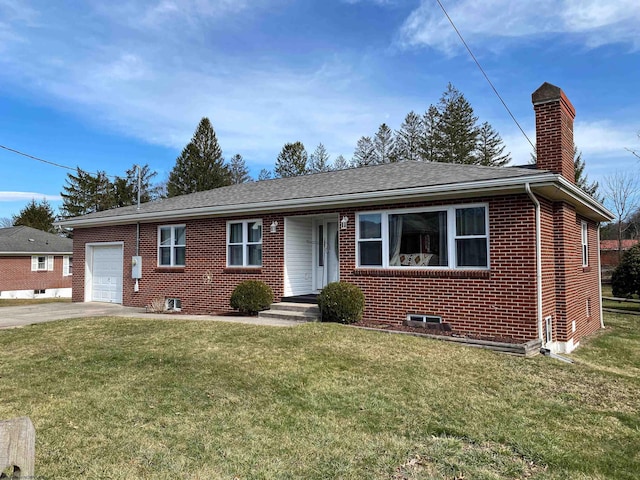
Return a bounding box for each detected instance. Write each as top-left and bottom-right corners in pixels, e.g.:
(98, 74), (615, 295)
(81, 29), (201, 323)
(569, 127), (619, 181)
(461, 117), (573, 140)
(598, 226), (605, 329)
(525, 183), (545, 347)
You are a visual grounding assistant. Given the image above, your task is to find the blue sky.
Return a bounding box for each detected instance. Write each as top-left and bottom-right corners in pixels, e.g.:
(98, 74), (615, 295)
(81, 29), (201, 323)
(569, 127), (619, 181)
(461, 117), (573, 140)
(1, 0), (639, 220)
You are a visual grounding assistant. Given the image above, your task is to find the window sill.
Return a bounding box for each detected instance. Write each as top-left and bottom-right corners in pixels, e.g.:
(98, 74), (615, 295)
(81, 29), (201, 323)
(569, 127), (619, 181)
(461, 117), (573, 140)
(353, 268), (490, 279)
(582, 266), (592, 273)
(155, 267), (185, 273)
(223, 267), (262, 274)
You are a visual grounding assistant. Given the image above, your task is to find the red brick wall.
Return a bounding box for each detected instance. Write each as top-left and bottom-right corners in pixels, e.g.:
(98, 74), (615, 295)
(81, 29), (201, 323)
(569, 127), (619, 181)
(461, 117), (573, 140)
(0, 255), (72, 292)
(72, 193), (603, 344)
(539, 200), (601, 346)
(340, 195), (538, 341)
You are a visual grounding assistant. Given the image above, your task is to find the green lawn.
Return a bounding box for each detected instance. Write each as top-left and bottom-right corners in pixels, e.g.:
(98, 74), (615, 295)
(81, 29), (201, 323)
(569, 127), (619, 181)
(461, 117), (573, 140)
(0, 314), (638, 479)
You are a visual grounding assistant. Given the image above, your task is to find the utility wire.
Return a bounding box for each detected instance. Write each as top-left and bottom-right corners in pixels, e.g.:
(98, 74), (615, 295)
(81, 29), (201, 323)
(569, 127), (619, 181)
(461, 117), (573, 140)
(435, 0), (536, 150)
(0, 144), (117, 178)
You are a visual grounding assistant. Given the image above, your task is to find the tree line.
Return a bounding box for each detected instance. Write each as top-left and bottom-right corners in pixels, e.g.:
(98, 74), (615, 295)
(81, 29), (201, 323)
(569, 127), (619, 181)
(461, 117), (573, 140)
(5, 83), (622, 235)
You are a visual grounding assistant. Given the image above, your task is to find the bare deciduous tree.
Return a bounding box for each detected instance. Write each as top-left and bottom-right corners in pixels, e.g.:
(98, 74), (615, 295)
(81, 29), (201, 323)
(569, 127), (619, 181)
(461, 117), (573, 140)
(603, 171), (639, 261)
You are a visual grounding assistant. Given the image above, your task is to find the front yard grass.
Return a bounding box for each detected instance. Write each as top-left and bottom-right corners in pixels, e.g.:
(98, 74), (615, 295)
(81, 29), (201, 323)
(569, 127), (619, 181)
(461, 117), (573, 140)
(0, 313), (638, 479)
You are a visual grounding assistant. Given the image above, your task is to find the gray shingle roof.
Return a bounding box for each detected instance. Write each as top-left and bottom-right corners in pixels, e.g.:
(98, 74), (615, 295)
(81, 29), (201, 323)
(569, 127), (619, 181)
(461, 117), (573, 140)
(64, 161), (549, 224)
(0, 226), (73, 254)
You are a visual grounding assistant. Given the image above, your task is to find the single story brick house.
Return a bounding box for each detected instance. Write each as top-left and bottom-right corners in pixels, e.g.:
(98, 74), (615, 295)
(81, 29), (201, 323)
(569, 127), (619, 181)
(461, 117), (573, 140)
(59, 82), (612, 353)
(0, 226), (73, 299)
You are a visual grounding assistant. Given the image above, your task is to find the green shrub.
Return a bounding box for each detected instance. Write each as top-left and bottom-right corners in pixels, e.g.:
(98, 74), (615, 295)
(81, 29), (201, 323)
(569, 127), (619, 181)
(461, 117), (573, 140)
(612, 244), (640, 298)
(317, 282), (365, 324)
(230, 280), (274, 315)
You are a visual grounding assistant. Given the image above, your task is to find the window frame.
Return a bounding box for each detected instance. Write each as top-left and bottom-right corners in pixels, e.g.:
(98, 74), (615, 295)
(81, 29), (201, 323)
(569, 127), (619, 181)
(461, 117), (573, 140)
(31, 255), (53, 272)
(226, 219), (263, 268)
(355, 203), (490, 270)
(63, 255), (73, 276)
(157, 225), (186, 267)
(581, 221), (589, 267)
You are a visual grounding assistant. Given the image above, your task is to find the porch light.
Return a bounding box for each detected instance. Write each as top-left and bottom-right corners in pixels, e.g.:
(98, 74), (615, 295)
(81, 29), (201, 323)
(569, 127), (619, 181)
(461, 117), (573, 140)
(270, 221), (278, 233)
(340, 216), (348, 230)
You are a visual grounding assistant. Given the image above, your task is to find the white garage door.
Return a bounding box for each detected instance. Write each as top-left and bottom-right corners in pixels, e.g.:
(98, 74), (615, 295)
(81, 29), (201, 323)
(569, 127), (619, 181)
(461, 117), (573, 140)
(91, 245), (123, 304)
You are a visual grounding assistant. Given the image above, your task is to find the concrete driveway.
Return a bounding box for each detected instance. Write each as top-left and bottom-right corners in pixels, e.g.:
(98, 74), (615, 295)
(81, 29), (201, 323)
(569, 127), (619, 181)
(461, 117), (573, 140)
(0, 302), (298, 329)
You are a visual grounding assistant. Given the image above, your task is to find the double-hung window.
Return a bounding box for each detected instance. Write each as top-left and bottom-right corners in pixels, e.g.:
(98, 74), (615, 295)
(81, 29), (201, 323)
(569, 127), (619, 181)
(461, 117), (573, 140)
(227, 220), (262, 267)
(158, 225), (186, 267)
(356, 204), (489, 269)
(31, 255), (53, 271)
(581, 221), (588, 267)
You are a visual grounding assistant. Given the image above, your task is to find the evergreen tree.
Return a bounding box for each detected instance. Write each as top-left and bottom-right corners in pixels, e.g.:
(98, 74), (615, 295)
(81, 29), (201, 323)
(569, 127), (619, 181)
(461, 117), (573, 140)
(229, 154), (251, 184)
(61, 168), (113, 217)
(475, 122), (511, 167)
(394, 112), (422, 162)
(274, 141), (308, 178)
(258, 169), (272, 181)
(436, 83), (478, 164)
(309, 143), (332, 173)
(12, 199), (56, 233)
(332, 154), (349, 171)
(352, 136), (376, 166)
(420, 105), (442, 162)
(373, 124), (395, 164)
(574, 146), (600, 200)
(167, 117), (231, 197)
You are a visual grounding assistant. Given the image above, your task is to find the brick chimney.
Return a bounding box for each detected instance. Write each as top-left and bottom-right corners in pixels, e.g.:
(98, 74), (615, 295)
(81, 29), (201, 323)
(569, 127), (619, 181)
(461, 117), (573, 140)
(531, 82), (575, 183)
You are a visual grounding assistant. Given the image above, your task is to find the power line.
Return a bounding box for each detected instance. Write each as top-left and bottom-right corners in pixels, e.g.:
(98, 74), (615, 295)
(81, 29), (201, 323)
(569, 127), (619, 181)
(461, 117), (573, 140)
(434, 0), (536, 150)
(0, 144), (117, 178)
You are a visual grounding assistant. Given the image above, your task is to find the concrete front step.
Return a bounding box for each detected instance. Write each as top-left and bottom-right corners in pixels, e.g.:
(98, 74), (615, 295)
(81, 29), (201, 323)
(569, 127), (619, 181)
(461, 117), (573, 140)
(269, 302), (319, 314)
(258, 302), (321, 322)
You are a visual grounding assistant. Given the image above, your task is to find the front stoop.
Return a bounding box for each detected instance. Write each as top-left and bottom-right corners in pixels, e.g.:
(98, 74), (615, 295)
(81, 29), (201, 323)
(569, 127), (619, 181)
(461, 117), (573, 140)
(259, 302), (321, 322)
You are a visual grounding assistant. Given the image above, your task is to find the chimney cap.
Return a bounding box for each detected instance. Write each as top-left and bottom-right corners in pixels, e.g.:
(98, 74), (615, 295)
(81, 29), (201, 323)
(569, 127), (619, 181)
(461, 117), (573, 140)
(532, 82), (575, 116)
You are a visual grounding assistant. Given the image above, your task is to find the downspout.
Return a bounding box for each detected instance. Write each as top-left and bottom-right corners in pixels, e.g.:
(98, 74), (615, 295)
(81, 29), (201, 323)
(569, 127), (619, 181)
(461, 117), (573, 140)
(135, 222), (140, 293)
(597, 225), (604, 329)
(525, 183), (544, 348)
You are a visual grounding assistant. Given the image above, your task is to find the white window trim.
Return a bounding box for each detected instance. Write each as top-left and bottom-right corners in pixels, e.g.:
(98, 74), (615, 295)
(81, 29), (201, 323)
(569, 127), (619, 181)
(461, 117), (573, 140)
(355, 203), (490, 270)
(581, 221), (589, 267)
(31, 255), (53, 272)
(157, 225), (186, 267)
(63, 255), (72, 276)
(226, 219), (263, 267)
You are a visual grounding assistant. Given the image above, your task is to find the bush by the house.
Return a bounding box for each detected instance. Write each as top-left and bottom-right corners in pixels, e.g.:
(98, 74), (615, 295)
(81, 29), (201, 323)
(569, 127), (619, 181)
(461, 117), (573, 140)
(230, 280), (274, 315)
(612, 244), (640, 298)
(317, 281), (365, 324)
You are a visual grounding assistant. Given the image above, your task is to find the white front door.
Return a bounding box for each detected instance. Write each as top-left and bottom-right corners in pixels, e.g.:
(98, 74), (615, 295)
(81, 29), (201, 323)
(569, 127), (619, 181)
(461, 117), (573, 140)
(314, 219), (339, 291)
(90, 245), (123, 303)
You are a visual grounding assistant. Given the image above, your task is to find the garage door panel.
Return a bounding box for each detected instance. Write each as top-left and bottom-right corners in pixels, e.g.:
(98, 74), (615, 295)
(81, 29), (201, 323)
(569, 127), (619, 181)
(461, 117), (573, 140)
(91, 245), (123, 304)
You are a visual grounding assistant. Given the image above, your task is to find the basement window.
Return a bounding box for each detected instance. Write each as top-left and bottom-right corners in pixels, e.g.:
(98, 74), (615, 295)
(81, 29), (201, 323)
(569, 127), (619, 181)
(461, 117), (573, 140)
(407, 314), (442, 324)
(165, 298), (182, 312)
(34, 289), (46, 295)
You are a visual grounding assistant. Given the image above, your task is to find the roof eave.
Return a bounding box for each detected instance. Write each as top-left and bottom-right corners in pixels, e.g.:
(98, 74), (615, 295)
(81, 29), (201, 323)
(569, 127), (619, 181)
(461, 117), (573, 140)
(57, 173), (613, 228)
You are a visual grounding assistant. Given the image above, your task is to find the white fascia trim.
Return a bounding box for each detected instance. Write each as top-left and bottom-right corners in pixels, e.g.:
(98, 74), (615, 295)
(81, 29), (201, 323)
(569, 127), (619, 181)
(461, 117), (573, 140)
(0, 252), (73, 256)
(57, 173), (611, 228)
(554, 176), (614, 220)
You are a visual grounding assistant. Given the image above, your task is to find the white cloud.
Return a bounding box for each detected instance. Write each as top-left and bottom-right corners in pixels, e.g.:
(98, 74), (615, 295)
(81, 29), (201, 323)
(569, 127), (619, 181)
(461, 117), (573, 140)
(0, 192), (62, 202)
(397, 0), (640, 53)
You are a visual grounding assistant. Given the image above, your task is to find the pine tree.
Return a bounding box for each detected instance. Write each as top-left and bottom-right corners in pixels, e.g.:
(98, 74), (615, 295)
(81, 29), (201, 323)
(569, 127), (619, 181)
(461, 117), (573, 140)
(274, 141), (308, 178)
(12, 199), (56, 233)
(309, 143), (332, 173)
(394, 112), (422, 162)
(373, 124), (395, 164)
(436, 83), (478, 164)
(332, 154), (349, 171)
(258, 169), (272, 181)
(352, 136), (376, 166)
(420, 105), (442, 162)
(475, 122), (511, 167)
(573, 146), (600, 200)
(61, 168), (113, 217)
(167, 117), (231, 197)
(229, 154), (251, 184)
